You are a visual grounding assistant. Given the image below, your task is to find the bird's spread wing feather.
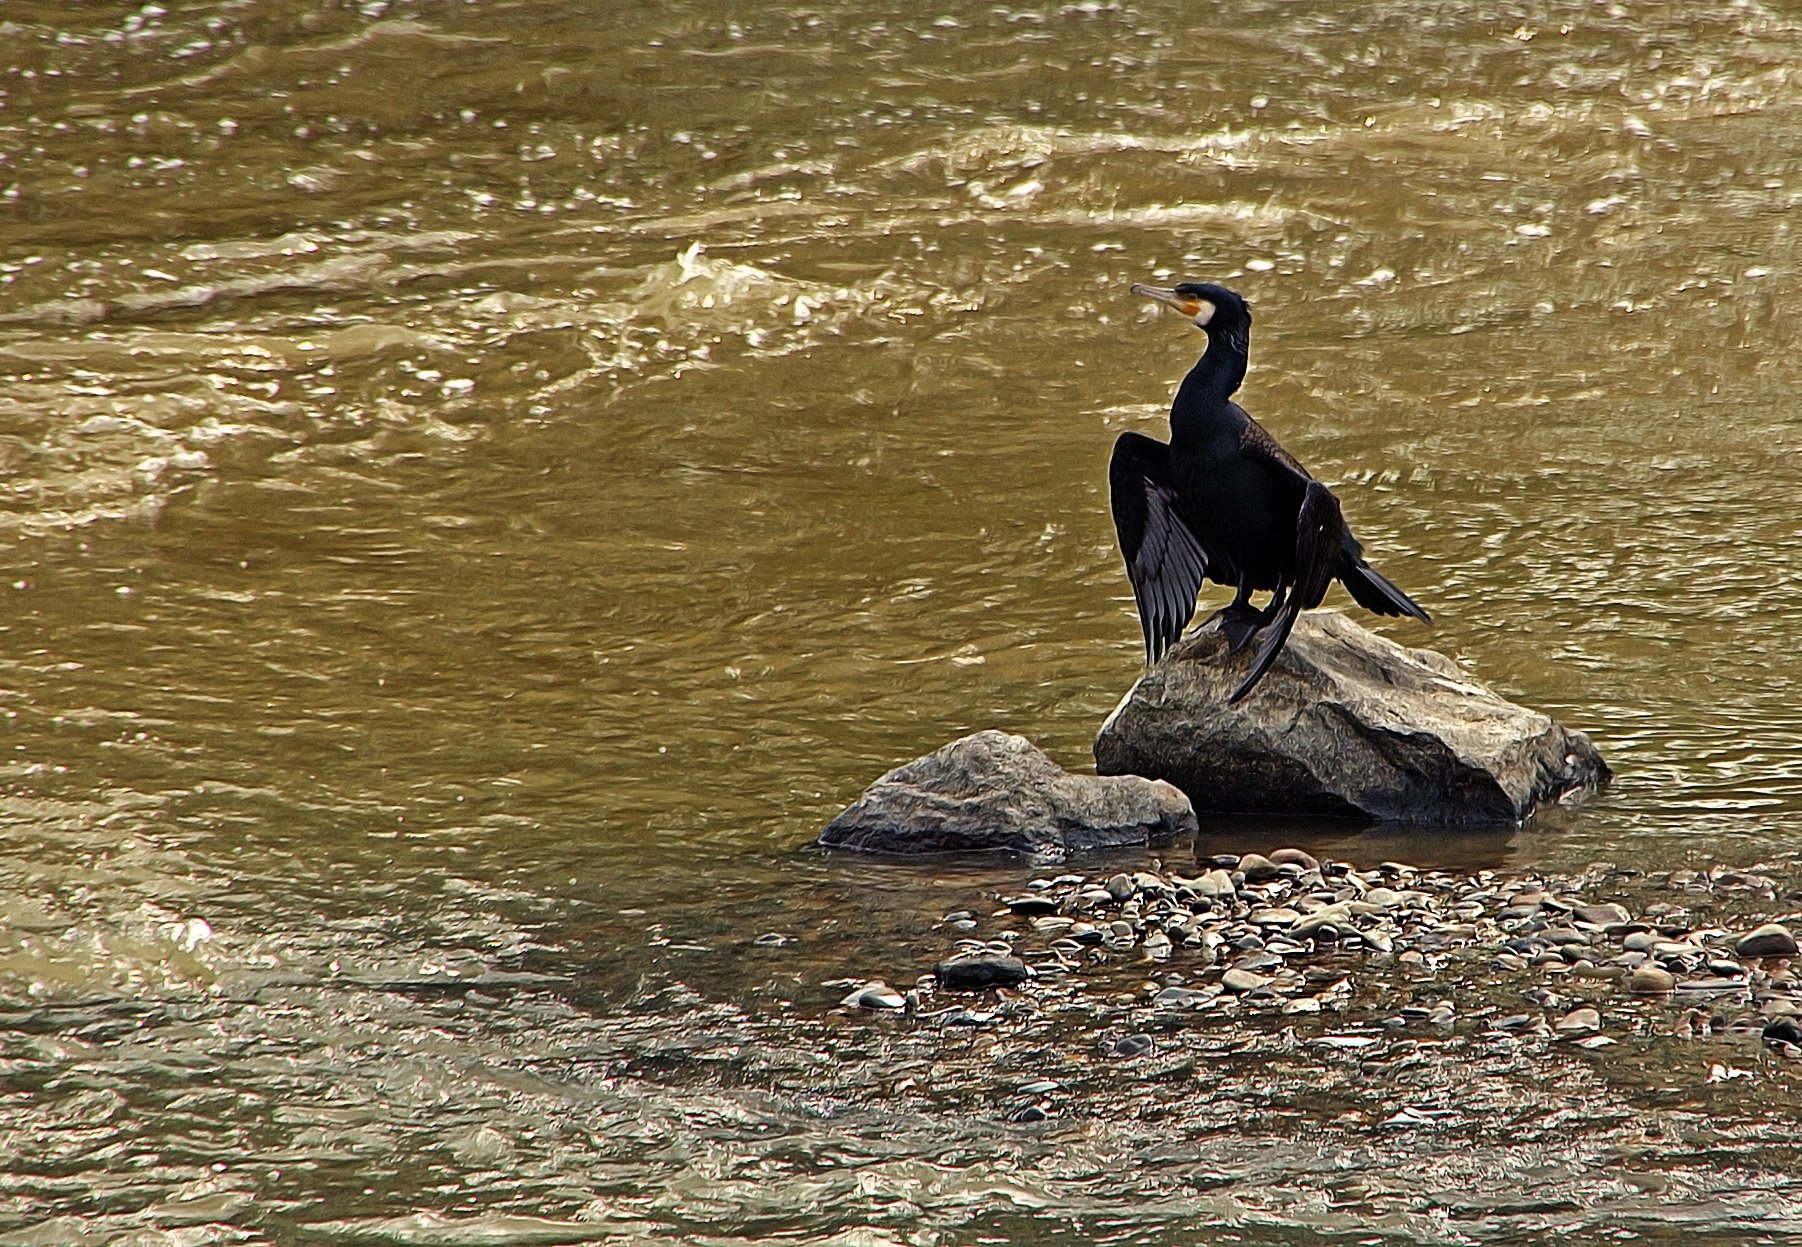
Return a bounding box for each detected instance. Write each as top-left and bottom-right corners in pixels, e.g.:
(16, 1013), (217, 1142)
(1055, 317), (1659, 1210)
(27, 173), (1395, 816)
(1109, 431), (1213, 663)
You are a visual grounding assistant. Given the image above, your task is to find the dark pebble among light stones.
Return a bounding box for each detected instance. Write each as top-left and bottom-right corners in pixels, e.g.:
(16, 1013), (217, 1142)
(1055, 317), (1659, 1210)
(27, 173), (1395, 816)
(933, 952), (1032, 990)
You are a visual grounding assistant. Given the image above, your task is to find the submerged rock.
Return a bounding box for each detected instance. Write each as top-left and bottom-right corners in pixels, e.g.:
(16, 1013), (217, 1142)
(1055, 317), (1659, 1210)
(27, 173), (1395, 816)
(1094, 612), (1610, 825)
(821, 729), (1197, 856)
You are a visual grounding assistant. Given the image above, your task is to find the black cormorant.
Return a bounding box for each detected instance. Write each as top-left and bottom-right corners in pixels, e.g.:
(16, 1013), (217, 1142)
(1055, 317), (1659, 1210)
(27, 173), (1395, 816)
(1109, 281), (1429, 703)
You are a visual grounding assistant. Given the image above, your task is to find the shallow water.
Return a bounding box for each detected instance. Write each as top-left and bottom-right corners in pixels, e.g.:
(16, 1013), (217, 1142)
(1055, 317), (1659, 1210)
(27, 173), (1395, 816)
(5, 0), (1802, 1241)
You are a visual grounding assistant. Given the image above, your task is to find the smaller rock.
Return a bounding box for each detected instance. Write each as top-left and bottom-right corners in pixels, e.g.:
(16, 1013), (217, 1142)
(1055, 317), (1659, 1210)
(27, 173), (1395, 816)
(821, 730), (1197, 856)
(1573, 902), (1631, 927)
(1736, 923), (1799, 959)
(1109, 1033), (1156, 1058)
(1237, 853), (1280, 883)
(1626, 965), (1676, 994)
(1763, 1017), (1802, 1046)
(1555, 1007), (1602, 1034)
(1153, 986), (1209, 1007)
(1269, 847), (1319, 872)
(934, 953), (1030, 990)
(1004, 895), (1061, 916)
(1222, 968), (1269, 993)
(1193, 869), (1237, 898)
(1674, 977), (1751, 995)
(842, 981), (906, 1010)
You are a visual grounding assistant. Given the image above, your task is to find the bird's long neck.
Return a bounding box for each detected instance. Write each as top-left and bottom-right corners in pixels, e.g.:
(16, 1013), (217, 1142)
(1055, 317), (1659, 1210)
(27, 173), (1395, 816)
(1174, 320), (1246, 414)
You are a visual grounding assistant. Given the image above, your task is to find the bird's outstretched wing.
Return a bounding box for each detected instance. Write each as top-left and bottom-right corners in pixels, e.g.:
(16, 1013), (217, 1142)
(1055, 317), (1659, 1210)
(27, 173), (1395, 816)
(1109, 431), (1214, 663)
(1229, 479), (1342, 704)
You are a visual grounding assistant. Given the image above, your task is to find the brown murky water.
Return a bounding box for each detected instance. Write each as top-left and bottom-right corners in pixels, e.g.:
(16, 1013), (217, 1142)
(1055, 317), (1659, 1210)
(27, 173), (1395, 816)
(5, 1), (1802, 1241)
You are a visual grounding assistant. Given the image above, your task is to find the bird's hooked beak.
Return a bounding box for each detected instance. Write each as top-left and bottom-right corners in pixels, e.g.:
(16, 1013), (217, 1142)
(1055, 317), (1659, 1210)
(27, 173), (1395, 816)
(1131, 282), (1215, 327)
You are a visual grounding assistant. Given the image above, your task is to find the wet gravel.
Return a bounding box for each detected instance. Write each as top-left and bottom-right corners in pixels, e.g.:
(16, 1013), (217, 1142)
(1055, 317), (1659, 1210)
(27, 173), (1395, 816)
(839, 850), (1802, 1079)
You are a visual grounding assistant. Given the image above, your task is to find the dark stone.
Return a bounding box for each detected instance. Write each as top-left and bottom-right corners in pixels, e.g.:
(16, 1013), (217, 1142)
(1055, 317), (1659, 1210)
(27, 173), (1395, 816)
(1764, 1016), (1802, 1046)
(933, 952), (1031, 990)
(822, 730), (1197, 857)
(1736, 923), (1799, 959)
(1094, 612), (1611, 825)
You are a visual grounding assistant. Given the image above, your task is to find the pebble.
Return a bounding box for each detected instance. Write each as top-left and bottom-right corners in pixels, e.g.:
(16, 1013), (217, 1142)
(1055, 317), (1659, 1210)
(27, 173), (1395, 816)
(1237, 853), (1280, 883)
(1222, 968), (1269, 993)
(934, 953), (1030, 990)
(1627, 965), (1676, 994)
(1573, 902), (1631, 927)
(1269, 847), (1319, 872)
(1193, 869), (1237, 898)
(842, 981), (906, 1010)
(1736, 922), (1799, 958)
(1109, 1033), (1155, 1058)
(1764, 1017), (1802, 1046)
(1005, 895), (1061, 916)
(1153, 985), (1210, 1007)
(1556, 1007), (1602, 1034)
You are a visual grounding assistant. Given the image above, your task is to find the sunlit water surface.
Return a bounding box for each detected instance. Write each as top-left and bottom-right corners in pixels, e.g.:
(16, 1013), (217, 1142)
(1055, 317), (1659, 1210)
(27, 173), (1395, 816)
(4, 0), (1802, 1241)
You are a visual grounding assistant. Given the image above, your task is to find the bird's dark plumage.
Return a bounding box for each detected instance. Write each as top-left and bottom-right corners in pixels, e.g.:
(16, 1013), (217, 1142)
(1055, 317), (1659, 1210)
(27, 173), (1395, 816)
(1108, 281), (1429, 703)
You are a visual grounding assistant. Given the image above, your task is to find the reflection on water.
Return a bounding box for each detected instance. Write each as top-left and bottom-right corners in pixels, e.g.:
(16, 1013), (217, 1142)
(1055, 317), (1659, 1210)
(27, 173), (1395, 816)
(5, 0), (1802, 1240)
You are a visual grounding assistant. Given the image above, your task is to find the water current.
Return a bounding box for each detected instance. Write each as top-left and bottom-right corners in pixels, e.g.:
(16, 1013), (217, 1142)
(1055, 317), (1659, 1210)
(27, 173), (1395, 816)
(4, 0), (1802, 1241)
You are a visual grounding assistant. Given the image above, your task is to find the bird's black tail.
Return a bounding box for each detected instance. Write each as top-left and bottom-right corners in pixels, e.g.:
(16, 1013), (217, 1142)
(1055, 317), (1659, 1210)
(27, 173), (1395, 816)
(1230, 482), (1341, 705)
(1340, 560), (1431, 623)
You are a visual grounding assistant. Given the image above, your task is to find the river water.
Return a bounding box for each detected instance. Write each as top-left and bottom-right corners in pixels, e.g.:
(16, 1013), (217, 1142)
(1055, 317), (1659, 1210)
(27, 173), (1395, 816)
(4, 1), (1802, 1242)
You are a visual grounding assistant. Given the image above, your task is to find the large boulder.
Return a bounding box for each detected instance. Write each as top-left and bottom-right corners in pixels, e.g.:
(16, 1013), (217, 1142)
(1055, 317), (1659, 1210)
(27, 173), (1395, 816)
(1094, 612), (1609, 825)
(821, 729), (1197, 856)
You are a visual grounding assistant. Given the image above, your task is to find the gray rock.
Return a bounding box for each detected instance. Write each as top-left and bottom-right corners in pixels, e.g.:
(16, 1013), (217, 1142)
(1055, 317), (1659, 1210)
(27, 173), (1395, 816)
(1237, 852), (1280, 882)
(1093, 613), (1610, 825)
(822, 730), (1197, 856)
(1269, 847), (1320, 873)
(933, 952), (1031, 990)
(1222, 968), (1269, 993)
(1192, 868), (1237, 898)
(841, 981), (907, 1010)
(1736, 923), (1799, 959)
(1555, 1006), (1602, 1034)
(1626, 964), (1676, 994)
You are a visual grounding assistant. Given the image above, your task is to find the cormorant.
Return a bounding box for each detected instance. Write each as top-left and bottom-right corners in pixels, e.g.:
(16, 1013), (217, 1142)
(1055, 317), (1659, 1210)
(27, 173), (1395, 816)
(1109, 281), (1429, 704)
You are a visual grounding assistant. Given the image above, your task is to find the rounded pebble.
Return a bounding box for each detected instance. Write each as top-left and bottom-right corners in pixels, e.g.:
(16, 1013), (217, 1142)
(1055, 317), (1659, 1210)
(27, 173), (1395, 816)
(1627, 965), (1676, 994)
(1736, 923), (1799, 959)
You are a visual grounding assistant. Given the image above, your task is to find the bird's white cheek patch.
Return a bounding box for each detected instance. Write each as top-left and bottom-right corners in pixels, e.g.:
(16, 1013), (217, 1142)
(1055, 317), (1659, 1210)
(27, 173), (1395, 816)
(1193, 300), (1216, 326)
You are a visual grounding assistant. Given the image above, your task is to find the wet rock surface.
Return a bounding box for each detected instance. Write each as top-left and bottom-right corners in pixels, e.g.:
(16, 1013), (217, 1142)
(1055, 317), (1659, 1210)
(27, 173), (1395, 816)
(820, 729), (1198, 856)
(1094, 612), (1611, 824)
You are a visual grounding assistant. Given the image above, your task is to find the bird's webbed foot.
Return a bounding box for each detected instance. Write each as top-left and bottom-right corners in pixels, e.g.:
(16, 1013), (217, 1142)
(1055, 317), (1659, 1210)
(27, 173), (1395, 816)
(1218, 587), (1289, 655)
(1213, 601), (1263, 654)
